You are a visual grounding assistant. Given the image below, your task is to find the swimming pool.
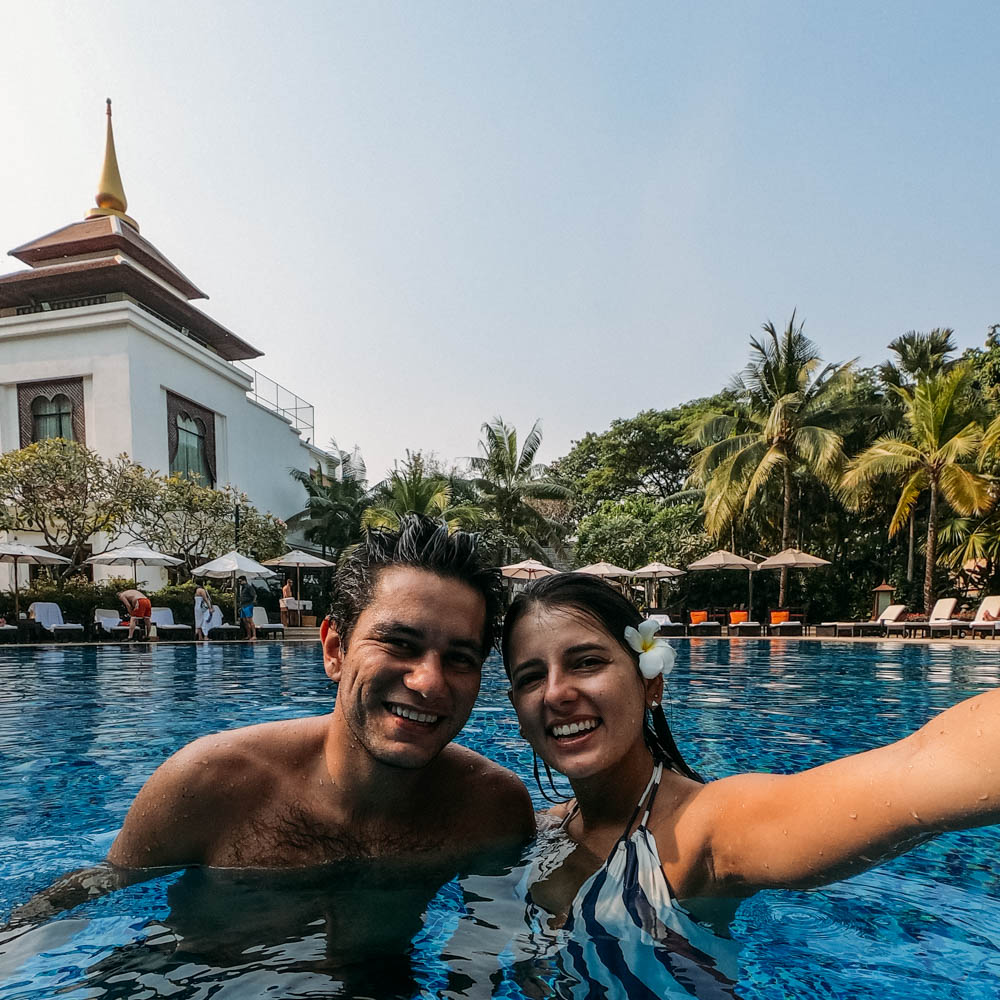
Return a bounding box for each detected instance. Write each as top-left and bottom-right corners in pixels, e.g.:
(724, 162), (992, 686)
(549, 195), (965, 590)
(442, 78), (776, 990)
(1, 639), (998, 998)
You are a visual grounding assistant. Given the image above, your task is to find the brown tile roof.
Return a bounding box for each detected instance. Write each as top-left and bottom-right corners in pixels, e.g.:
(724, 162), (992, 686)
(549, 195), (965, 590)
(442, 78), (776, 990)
(0, 257), (261, 361)
(10, 216), (207, 300)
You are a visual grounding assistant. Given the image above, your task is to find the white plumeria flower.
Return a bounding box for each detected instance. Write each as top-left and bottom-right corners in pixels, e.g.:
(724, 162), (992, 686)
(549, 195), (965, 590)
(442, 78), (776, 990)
(624, 619), (676, 679)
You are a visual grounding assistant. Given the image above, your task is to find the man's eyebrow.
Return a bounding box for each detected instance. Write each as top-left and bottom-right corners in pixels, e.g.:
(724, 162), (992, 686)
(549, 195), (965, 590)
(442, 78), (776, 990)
(369, 622), (484, 655)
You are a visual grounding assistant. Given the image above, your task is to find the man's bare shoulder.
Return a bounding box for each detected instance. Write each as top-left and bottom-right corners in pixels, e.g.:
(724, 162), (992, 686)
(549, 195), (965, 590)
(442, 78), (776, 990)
(435, 744), (535, 840)
(107, 715), (330, 869)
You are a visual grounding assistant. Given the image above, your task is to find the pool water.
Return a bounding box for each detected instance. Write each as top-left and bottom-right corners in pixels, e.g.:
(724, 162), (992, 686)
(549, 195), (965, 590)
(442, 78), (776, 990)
(0, 639), (998, 998)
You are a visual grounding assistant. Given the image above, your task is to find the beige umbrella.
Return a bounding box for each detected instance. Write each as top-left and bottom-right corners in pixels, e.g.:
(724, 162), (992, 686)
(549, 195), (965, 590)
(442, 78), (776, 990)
(501, 558), (558, 580)
(576, 562), (635, 578)
(192, 551), (276, 623)
(633, 561), (686, 606)
(0, 541), (72, 619)
(756, 548), (830, 569)
(687, 550), (759, 615)
(86, 544), (183, 585)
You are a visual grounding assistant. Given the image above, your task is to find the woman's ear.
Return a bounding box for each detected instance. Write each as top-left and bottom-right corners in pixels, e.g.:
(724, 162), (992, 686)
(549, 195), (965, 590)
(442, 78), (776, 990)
(322, 617), (345, 682)
(643, 674), (664, 707)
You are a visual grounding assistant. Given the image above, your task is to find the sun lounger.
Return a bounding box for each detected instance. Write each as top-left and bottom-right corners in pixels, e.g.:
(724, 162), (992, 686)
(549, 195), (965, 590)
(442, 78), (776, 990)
(687, 611), (722, 637)
(767, 610), (804, 637)
(94, 607), (130, 641)
(648, 613), (685, 638)
(206, 606), (242, 641)
(252, 606), (284, 639)
(29, 602), (85, 641)
(822, 604), (907, 638)
(0, 622), (18, 643)
(964, 596), (1000, 639)
(728, 611), (761, 636)
(150, 607), (193, 640)
(889, 598), (958, 637)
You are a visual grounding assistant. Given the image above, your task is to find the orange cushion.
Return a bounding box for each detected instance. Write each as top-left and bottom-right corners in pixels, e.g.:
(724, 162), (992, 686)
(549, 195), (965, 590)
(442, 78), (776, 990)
(771, 610), (790, 625)
(690, 610), (708, 625)
(730, 611), (748, 625)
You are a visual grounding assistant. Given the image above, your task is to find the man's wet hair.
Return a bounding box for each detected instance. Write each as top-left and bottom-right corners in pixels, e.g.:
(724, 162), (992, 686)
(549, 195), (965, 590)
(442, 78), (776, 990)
(328, 513), (503, 652)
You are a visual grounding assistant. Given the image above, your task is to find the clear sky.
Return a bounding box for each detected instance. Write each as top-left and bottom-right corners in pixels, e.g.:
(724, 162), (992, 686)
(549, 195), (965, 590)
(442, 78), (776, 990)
(4, 1), (998, 483)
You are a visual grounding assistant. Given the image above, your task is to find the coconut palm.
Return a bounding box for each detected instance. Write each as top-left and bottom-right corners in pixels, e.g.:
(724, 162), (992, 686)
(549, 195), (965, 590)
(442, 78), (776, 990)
(842, 364), (993, 612)
(688, 313), (855, 604)
(288, 465), (370, 560)
(362, 452), (483, 533)
(470, 417), (573, 562)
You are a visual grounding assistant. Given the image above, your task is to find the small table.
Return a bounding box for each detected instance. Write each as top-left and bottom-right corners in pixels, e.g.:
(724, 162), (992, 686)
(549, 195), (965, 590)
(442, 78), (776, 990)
(280, 598), (313, 627)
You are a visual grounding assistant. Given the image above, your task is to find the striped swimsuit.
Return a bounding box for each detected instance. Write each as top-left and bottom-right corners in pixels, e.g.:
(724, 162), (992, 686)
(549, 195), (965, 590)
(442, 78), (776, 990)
(528, 763), (740, 998)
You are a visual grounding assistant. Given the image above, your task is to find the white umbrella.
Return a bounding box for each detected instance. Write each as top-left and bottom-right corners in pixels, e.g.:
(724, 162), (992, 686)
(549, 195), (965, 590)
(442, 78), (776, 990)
(686, 550), (759, 616)
(86, 544), (183, 585)
(191, 551), (276, 622)
(501, 558), (558, 581)
(0, 541), (71, 619)
(264, 549), (337, 605)
(576, 562), (636, 578)
(632, 562), (686, 607)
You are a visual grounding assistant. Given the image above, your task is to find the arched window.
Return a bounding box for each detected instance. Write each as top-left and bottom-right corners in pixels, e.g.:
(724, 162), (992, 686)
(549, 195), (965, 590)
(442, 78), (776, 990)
(30, 393), (74, 442)
(171, 411), (214, 486)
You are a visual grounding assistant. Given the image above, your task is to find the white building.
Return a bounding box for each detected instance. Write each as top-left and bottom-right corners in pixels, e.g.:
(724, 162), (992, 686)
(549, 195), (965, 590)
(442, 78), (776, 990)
(0, 102), (341, 589)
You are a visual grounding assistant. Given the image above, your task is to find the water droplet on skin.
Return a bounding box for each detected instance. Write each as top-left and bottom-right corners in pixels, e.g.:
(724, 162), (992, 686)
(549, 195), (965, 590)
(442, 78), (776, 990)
(978, 793), (989, 801)
(849, 812), (857, 819)
(911, 810), (921, 821)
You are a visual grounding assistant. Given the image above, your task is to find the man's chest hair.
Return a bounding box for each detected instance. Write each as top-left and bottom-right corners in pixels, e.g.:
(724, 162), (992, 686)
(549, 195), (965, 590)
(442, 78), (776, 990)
(224, 801), (449, 866)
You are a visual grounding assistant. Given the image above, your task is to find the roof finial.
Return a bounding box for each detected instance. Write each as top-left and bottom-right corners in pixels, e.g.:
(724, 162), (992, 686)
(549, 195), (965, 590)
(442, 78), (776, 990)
(86, 97), (139, 231)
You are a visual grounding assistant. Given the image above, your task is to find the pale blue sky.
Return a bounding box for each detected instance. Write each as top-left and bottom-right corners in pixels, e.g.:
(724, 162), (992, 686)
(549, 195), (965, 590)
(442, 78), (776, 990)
(4, 1), (998, 483)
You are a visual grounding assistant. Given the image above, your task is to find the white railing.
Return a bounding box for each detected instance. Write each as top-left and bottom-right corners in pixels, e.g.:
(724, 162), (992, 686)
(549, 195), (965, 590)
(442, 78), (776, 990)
(233, 361), (315, 439)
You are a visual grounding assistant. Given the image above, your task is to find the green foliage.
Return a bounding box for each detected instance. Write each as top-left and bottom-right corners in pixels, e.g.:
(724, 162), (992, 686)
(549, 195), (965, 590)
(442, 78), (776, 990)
(0, 440), (149, 575)
(575, 498), (712, 570)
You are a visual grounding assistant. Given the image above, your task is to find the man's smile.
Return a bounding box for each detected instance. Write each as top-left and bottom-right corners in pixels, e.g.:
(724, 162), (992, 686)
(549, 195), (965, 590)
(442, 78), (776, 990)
(386, 702), (443, 726)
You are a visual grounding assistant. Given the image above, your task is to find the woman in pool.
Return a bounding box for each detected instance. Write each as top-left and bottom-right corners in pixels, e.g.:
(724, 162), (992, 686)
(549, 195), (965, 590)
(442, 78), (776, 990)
(500, 573), (1000, 992)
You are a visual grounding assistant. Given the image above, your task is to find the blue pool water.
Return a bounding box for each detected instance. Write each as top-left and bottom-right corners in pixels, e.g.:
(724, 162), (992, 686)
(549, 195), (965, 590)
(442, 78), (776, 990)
(1, 639), (998, 998)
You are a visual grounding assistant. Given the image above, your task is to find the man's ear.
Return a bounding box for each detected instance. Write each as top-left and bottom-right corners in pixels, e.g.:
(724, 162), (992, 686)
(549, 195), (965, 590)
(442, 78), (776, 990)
(321, 617), (346, 682)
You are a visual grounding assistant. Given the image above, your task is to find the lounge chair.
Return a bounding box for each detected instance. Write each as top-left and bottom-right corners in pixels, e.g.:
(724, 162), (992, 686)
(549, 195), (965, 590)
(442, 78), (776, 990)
(206, 606), (242, 641)
(767, 609), (804, 637)
(964, 596), (1000, 639)
(252, 606), (284, 639)
(728, 610), (762, 636)
(648, 613), (685, 638)
(687, 610), (722, 637)
(94, 607), (130, 641)
(889, 598), (957, 638)
(824, 604), (907, 638)
(29, 602), (85, 641)
(0, 621), (17, 643)
(150, 607), (194, 640)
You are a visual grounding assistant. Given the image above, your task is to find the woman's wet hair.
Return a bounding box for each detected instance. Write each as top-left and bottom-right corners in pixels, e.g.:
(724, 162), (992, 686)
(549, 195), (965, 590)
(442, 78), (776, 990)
(502, 573), (703, 783)
(329, 513), (503, 651)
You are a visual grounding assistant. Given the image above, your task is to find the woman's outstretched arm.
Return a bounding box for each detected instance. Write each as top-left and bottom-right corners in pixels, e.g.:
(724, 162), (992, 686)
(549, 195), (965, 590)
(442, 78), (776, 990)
(693, 686), (999, 894)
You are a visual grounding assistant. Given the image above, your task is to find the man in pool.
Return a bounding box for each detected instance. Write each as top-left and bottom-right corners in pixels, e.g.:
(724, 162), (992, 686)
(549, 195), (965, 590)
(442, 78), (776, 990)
(10, 515), (533, 923)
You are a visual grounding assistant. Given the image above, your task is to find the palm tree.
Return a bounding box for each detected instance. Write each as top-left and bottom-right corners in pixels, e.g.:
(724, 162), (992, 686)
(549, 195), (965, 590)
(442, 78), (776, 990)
(877, 328), (959, 581)
(842, 365), (993, 612)
(688, 313), (855, 604)
(288, 465), (370, 561)
(361, 451), (484, 533)
(470, 418), (572, 562)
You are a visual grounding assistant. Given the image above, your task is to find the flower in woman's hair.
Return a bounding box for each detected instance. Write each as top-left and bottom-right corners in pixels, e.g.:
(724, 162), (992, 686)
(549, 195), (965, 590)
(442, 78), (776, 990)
(624, 619), (676, 679)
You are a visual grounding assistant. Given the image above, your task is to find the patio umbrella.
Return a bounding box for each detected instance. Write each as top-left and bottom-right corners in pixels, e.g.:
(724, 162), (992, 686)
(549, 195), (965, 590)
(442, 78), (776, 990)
(501, 558), (558, 581)
(576, 562), (635, 578)
(264, 549), (337, 604)
(756, 548), (830, 610)
(86, 543), (183, 585)
(686, 550), (759, 617)
(0, 541), (71, 619)
(191, 551), (276, 623)
(632, 561), (686, 607)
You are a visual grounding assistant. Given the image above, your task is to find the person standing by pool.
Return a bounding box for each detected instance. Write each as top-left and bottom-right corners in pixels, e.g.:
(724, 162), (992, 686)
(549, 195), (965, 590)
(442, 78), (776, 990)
(118, 588), (151, 641)
(237, 576), (257, 640)
(500, 573), (1000, 992)
(193, 586), (214, 641)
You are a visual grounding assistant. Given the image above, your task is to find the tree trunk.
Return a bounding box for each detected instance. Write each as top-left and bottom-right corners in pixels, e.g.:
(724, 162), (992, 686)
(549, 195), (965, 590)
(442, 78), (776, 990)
(923, 478), (938, 614)
(906, 510), (915, 582)
(779, 462), (792, 606)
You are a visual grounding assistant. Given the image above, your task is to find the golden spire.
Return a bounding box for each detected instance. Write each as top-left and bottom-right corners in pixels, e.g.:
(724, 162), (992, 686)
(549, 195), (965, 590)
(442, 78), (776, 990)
(86, 99), (139, 231)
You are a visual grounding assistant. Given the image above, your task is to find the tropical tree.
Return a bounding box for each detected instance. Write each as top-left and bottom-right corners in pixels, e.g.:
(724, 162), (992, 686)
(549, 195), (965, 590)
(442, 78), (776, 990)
(842, 365), (993, 612)
(288, 465), (370, 560)
(688, 313), (856, 604)
(361, 452), (483, 533)
(470, 418), (573, 563)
